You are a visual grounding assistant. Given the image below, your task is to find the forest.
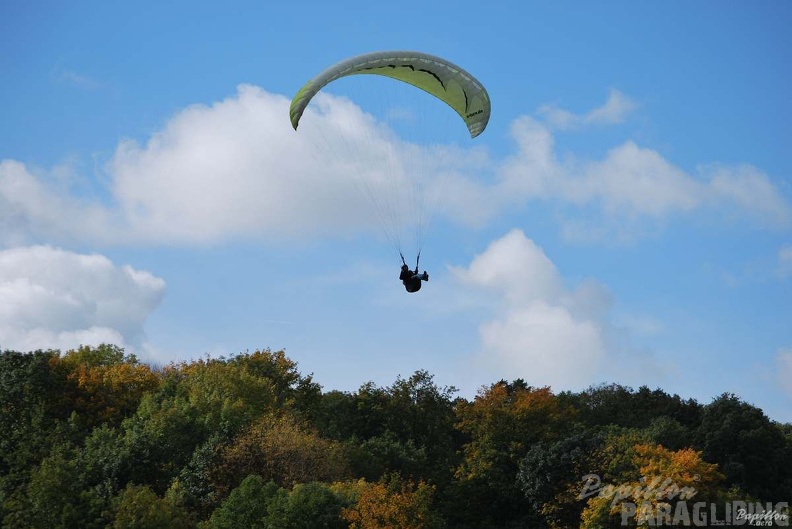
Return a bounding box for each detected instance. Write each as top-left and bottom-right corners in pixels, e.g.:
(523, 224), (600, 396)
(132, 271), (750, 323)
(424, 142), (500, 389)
(1, 345), (790, 528)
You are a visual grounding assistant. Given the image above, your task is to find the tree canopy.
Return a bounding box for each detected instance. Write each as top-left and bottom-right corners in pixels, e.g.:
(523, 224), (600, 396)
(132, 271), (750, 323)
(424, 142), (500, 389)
(1, 345), (789, 528)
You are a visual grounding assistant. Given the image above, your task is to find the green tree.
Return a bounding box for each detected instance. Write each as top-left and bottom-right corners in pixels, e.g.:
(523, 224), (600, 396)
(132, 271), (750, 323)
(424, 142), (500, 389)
(59, 344), (129, 369)
(8, 444), (109, 529)
(108, 355), (281, 494)
(313, 390), (360, 440)
(380, 371), (460, 456)
(352, 432), (430, 482)
(110, 483), (193, 529)
(641, 416), (692, 451)
(269, 482), (347, 529)
(0, 349), (75, 523)
(450, 380), (575, 528)
(202, 475), (284, 529)
(167, 433), (227, 518)
(518, 429), (607, 529)
(315, 371), (461, 485)
(228, 349), (322, 417)
(698, 393), (792, 501)
(559, 384), (701, 431)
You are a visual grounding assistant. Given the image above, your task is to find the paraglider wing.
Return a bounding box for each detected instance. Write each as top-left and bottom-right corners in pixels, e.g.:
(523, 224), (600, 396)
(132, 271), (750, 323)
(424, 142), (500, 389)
(289, 50), (491, 138)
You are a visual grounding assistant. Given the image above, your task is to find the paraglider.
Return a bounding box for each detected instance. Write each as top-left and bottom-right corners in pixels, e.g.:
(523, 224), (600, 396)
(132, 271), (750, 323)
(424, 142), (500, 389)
(290, 50), (490, 292)
(400, 263), (429, 293)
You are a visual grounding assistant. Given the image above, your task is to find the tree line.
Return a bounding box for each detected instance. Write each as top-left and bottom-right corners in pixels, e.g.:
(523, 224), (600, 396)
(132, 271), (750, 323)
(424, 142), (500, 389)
(1, 345), (790, 528)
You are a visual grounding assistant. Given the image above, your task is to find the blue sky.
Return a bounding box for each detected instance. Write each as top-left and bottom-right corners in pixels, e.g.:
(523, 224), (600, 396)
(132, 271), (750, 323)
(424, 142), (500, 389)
(2, 1), (791, 422)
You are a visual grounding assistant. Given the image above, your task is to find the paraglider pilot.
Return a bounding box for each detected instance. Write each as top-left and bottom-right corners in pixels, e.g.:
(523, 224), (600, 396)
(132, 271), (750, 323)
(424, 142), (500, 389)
(400, 263), (429, 293)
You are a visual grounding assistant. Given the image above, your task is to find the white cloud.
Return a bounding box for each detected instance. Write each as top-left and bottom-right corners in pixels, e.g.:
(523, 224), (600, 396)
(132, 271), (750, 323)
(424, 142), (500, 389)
(0, 160), (114, 246)
(478, 302), (605, 388)
(1, 87), (789, 247)
(577, 141), (701, 216)
(777, 349), (792, 396)
(705, 164), (791, 226)
(2, 85), (485, 247)
(449, 230), (673, 391)
(452, 228), (563, 304)
(108, 86), (380, 244)
(495, 115), (790, 241)
(538, 89), (637, 130)
(497, 116), (562, 200)
(495, 121), (704, 221)
(452, 229), (610, 390)
(0, 246), (165, 354)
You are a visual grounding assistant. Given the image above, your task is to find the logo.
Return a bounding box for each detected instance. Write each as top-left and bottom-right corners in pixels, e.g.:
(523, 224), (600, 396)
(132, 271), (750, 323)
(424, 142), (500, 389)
(578, 473), (698, 506)
(577, 474), (789, 526)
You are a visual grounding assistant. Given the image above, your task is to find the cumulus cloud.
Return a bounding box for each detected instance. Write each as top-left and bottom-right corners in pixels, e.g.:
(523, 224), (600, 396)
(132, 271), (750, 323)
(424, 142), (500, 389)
(451, 229), (611, 389)
(0, 246), (165, 353)
(537, 89), (637, 130)
(107, 87), (381, 243)
(478, 303), (605, 389)
(2, 85), (485, 246)
(1, 86), (789, 247)
(705, 164), (791, 226)
(576, 141), (701, 216)
(453, 229), (564, 304)
(0, 160), (114, 246)
(450, 229), (673, 390)
(495, 115), (790, 241)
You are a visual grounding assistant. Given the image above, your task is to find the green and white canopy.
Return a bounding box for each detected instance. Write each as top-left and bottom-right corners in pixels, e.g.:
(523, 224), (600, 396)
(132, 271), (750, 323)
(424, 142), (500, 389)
(289, 50), (491, 138)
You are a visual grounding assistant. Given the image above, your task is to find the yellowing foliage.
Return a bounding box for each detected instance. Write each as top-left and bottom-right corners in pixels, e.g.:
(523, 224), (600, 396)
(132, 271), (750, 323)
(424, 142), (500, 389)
(212, 413), (350, 493)
(68, 358), (161, 424)
(455, 382), (575, 481)
(635, 443), (724, 492)
(580, 441), (724, 528)
(340, 477), (437, 529)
